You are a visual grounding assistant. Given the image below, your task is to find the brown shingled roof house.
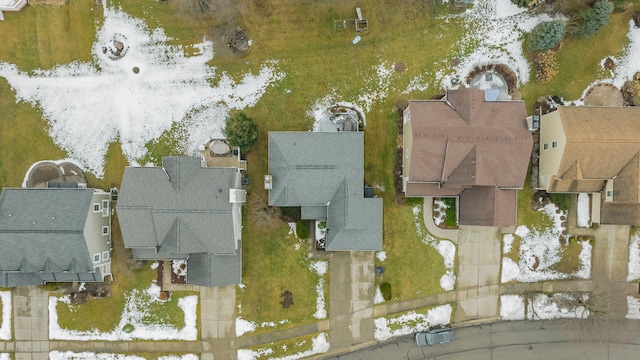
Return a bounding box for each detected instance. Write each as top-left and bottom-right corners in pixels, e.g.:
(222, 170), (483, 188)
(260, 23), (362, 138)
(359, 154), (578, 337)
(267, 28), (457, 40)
(402, 87), (533, 227)
(539, 106), (640, 225)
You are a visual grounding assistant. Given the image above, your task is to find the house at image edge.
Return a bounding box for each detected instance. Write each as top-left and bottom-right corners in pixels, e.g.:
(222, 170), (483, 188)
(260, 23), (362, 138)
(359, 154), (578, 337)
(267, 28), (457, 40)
(266, 131), (382, 251)
(402, 87), (533, 227)
(0, 187), (112, 287)
(0, 0), (27, 21)
(117, 156), (245, 287)
(539, 106), (640, 225)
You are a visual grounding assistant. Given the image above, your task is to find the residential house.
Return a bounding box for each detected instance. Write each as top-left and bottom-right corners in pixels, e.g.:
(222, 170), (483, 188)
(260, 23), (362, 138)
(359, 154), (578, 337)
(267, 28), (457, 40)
(402, 87), (533, 227)
(0, 0), (27, 21)
(0, 187), (112, 287)
(117, 156), (245, 287)
(539, 106), (640, 225)
(266, 131), (382, 251)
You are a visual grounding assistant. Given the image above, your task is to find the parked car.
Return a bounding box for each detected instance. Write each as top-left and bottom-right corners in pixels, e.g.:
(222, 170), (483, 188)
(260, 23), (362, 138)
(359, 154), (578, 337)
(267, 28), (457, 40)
(415, 326), (454, 346)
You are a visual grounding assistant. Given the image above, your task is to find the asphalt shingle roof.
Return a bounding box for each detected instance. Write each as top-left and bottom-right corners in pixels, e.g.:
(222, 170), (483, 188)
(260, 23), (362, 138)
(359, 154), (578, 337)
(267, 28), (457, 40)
(0, 188), (100, 287)
(117, 157), (243, 287)
(268, 132), (382, 251)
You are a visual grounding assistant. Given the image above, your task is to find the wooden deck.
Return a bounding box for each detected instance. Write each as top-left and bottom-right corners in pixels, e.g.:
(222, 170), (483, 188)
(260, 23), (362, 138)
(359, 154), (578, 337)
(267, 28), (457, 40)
(199, 140), (247, 170)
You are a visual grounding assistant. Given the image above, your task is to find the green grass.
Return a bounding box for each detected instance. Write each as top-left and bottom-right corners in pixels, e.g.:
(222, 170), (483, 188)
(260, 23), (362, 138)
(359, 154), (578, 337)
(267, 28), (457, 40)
(548, 193), (572, 212)
(502, 234), (521, 263)
(549, 237), (593, 275)
(238, 221), (326, 335)
(376, 203), (449, 301)
(517, 176), (553, 230)
(520, 8), (637, 110)
(55, 216), (197, 332)
(443, 198), (458, 228)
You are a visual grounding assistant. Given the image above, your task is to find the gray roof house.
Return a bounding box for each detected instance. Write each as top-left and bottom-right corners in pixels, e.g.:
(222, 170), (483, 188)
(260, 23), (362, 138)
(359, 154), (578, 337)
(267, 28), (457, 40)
(117, 157), (245, 287)
(267, 132), (382, 251)
(0, 187), (112, 287)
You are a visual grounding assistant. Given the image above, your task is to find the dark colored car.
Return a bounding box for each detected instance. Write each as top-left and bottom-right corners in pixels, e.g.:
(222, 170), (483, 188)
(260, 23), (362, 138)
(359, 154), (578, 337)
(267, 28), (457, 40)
(415, 326), (455, 346)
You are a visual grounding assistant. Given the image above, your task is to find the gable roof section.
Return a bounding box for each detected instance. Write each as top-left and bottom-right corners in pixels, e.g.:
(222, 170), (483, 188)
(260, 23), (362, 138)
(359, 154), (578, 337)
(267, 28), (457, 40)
(117, 157), (243, 286)
(0, 188), (100, 287)
(404, 88), (532, 227)
(268, 132), (382, 251)
(406, 88), (532, 188)
(550, 106), (640, 203)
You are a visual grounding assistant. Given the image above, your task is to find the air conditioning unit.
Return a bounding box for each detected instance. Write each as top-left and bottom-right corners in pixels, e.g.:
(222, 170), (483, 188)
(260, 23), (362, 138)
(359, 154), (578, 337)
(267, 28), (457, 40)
(264, 175), (272, 190)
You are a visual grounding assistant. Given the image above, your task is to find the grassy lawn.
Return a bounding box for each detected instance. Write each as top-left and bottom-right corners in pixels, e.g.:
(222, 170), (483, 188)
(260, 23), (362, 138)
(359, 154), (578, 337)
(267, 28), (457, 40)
(238, 217), (327, 335)
(520, 8), (639, 110)
(502, 234), (521, 263)
(517, 176), (553, 230)
(549, 236), (594, 275)
(376, 201), (449, 301)
(55, 215), (197, 332)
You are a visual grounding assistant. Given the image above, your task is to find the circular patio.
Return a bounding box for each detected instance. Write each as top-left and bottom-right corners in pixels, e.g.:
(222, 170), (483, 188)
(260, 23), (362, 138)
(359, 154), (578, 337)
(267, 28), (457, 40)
(584, 83), (623, 107)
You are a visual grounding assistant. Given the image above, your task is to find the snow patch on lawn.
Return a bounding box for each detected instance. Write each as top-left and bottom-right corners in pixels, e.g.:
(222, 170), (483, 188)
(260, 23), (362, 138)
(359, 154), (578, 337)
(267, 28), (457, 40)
(627, 296), (640, 319)
(501, 293), (588, 320)
(376, 251), (387, 262)
(500, 294), (525, 320)
(237, 332), (330, 360)
(309, 261), (328, 319)
(50, 353), (198, 360)
(412, 205), (456, 291)
(446, 0), (564, 88)
(433, 199), (448, 226)
(0, 4), (283, 177)
(0, 354), (8, 360)
(503, 233), (514, 254)
(49, 285), (197, 340)
(577, 193), (590, 228)
(374, 286), (385, 304)
(288, 222), (298, 238)
(235, 318), (257, 337)
(501, 203), (592, 282)
(374, 304), (452, 341)
(627, 230), (640, 281)
(0, 291), (11, 340)
(606, 20), (640, 88)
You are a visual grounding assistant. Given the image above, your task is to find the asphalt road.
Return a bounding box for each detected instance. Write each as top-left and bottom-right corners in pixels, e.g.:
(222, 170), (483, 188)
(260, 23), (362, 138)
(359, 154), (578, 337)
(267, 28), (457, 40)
(322, 320), (640, 360)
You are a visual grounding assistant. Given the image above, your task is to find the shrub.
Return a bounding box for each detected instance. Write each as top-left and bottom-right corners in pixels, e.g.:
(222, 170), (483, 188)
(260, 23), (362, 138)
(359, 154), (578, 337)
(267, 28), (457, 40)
(380, 283), (392, 301)
(510, 0), (530, 7)
(443, 198), (458, 228)
(224, 112), (258, 153)
(576, 0), (614, 37)
(527, 20), (566, 52)
(296, 220), (308, 239)
(532, 51), (559, 84)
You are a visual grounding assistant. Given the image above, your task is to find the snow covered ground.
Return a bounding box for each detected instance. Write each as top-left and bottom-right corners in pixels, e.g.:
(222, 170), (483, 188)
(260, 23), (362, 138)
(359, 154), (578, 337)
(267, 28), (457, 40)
(438, 0), (564, 89)
(627, 296), (640, 320)
(374, 304), (452, 341)
(237, 333), (330, 360)
(0, 2), (282, 177)
(501, 293), (588, 320)
(627, 229), (640, 282)
(433, 199), (448, 226)
(50, 353), (198, 360)
(49, 279), (197, 340)
(412, 205), (456, 291)
(310, 261), (328, 319)
(577, 193), (591, 228)
(501, 203), (592, 283)
(0, 291), (11, 340)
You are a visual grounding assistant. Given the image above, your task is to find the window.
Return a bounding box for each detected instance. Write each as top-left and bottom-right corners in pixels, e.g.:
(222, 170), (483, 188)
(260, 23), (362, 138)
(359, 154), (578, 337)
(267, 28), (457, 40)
(102, 251), (110, 261)
(607, 190), (613, 197)
(552, 141), (558, 148)
(102, 226), (109, 235)
(543, 143), (548, 150)
(93, 203), (101, 212)
(102, 199), (109, 209)
(94, 253), (100, 263)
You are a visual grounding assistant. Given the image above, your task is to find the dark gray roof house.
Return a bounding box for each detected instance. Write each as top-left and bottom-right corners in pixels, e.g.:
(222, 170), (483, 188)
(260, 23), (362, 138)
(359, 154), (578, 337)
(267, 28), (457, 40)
(0, 188), (112, 287)
(267, 132), (383, 251)
(117, 157), (245, 287)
